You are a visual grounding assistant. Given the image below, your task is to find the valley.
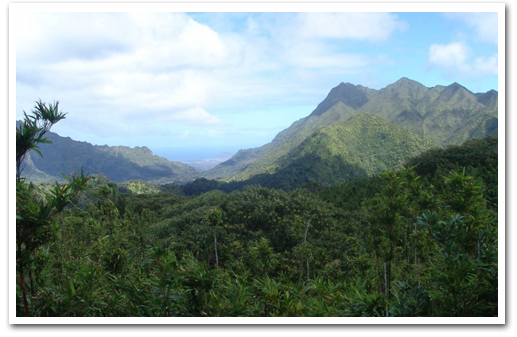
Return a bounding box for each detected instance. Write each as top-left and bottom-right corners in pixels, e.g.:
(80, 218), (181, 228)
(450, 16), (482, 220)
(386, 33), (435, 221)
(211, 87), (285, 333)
(22, 78), (498, 190)
(15, 78), (500, 318)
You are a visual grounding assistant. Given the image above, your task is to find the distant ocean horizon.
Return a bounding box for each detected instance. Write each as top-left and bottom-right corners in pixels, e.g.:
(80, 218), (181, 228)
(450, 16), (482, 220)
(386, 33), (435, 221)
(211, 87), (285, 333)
(153, 146), (237, 163)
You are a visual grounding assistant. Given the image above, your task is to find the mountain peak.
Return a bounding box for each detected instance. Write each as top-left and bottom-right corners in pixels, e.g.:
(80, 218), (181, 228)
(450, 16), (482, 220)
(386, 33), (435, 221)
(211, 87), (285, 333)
(395, 77), (417, 84)
(310, 81), (370, 116)
(390, 77), (427, 89)
(336, 81), (357, 88)
(378, 77), (428, 101)
(441, 82), (472, 100)
(475, 89), (498, 109)
(446, 82), (473, 93)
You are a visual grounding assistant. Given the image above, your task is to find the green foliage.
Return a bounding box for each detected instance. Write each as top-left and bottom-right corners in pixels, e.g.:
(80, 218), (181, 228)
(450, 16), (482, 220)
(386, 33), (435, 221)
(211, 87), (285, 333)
(118, 180), (161, 195)
(343, 279), (388, 317)
(228, 113), (436, 189)
(414, 170), (497, 316)
(16, 101), (90, 317)
(389, 280), (432, 317)
(16, 100), (67, 181)
(17, 132), (498, 317)
(408, 137), (498, 208)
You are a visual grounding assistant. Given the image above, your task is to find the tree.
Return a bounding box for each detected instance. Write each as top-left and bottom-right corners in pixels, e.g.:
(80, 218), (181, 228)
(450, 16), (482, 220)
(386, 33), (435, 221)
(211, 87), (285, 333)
(16, 101), (90, 316)
(416, 170), (498, 316)
(206, 206), (223, 268)
(16, 100), (67, 182)
(366, 171), (408, 298)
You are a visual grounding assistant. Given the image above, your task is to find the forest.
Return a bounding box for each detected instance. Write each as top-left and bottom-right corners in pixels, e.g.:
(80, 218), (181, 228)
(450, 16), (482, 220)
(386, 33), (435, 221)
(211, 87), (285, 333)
(15, 102), (499, 317)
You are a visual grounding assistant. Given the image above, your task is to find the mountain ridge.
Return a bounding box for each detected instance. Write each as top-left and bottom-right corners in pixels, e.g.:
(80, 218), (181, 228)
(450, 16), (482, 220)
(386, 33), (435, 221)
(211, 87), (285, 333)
(19, 125), (197, 183)
(272, 112), (437, 186)
(204, 77), (497, 183)
(20, 77), (497, 186)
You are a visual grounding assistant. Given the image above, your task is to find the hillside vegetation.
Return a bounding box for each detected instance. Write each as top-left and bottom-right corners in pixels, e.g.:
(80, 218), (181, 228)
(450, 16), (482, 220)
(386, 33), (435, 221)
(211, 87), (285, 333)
(16, 133), (498, 317)
(205, 78), (497, 182)
(15, 77), (499, 318)
(18, 122), (196, 183)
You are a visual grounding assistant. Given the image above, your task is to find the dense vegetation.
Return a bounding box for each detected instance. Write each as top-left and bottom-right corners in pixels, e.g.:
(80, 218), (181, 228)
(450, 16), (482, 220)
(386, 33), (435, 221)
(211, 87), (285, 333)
(16, 103), (498, 317)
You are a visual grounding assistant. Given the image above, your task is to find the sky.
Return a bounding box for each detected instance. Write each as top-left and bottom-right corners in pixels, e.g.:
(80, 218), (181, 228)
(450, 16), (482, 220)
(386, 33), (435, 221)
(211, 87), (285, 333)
(12, 3), (502, 162)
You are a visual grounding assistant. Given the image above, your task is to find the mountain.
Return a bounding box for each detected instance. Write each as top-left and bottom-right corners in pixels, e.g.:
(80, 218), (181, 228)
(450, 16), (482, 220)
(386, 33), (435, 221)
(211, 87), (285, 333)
(233, 113), (435, 189)
(275, 112), (436, 183)
(201, 144), (272, 179)
(18, 125), (197, 183)
(184, 112), (437, 192)
(359, 78), (498, 146)
(18, 77), (498, 187)
(205, 78), (497, 182)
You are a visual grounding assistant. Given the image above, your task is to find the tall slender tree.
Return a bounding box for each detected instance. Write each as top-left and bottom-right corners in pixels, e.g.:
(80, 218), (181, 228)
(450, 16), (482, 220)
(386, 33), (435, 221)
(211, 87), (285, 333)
(16, 101), (90, 316)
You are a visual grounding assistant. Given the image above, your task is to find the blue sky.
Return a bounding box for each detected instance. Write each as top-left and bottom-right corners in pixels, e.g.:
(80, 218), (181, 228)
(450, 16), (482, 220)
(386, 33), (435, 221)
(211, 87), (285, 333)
(13, 3), (501, 161)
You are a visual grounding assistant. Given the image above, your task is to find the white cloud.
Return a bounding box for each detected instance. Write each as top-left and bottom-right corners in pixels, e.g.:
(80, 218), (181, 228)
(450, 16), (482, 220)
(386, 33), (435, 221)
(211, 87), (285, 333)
(251, 12), (407, 86)
(443, 12), (498, 44)
(295, 12), (408, 41)
(428, 42), (497, 77)
(16, 11), (408, 127)
(284, 40), (371, 69)
(164, 107), (222, 126)
(429, 42), (471, 71)
(16, 13), (137, 65)
(15, 12), (235, 131)
(16, 12), (229, 70)
(127, 13), (230, 71)
(470, 54), (498, 78)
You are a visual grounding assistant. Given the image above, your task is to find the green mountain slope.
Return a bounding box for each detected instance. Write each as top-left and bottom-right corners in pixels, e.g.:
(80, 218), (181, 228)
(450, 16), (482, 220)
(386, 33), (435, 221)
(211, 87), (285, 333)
(269, 112), (436, 186)
(189, 113), (438, 191)
(21, 127), (197, 183)
(361, 79), (498, 146)
(227, 101), (358, 181)
(203, 100), (358, 181)
(206, 77), (497, 182)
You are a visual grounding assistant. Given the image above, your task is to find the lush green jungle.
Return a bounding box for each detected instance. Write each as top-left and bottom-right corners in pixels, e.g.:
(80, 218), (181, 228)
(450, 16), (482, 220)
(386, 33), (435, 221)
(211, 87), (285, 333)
(16, 101), (498, 317)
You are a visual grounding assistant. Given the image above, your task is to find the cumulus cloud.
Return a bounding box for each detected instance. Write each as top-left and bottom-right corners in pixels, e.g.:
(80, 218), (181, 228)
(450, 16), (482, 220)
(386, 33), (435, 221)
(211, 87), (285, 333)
(16, 12), (408, 119)
(16, 12), (234, 135)
(14, 10), (433, 154)
(16, 12), (135, 64)
(429, 42), (471, 71)
(443, 12), (498, 44)
(428, 42), (497, 77)
(167, 107), (222, 125)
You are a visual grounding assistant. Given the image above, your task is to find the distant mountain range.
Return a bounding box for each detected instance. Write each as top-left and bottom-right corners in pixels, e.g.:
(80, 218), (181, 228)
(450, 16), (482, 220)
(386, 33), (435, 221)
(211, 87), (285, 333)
(18, 77), (498, 187)
(203, 77), (497, 184)
(18, 121), (197, 183)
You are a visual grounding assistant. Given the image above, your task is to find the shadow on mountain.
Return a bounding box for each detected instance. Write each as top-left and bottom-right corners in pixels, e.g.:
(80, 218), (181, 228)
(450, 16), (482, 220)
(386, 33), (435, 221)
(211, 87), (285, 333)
(183, 153), (369, 195)
(27, 132), (195, 183)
